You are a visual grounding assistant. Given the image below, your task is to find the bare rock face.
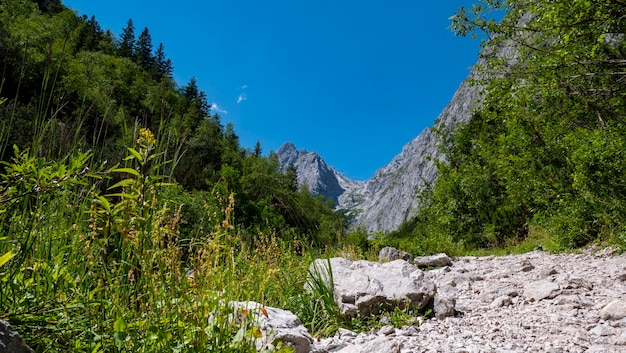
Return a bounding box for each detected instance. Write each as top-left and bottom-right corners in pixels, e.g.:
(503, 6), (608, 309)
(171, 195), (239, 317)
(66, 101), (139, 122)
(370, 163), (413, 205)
(276, 71), (482, 233)
(308, 258), (437, 319)
(350, 75), (482, 233)
(276, 142), (358, 205)
(600, 300), (626, 321)
(0, 320), (34, 353)
(275, 43), (520, 234)
(524, 280), (561, 302)
(332, 336), (402, 353)
(229, 301), (314, 353)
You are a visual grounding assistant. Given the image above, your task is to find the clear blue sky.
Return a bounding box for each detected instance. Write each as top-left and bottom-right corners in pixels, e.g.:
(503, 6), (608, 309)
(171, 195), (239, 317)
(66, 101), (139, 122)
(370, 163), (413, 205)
(63, 0), (482, 181)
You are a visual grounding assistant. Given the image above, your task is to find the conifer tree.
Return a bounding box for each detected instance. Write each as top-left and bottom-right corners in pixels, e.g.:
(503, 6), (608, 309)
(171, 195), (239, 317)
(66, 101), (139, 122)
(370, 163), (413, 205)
(33, 0), (63, 14)
(253, 140), (262, 157)
(78, 15), (104, 52)
(135, 27), (155, 72)
(118, 18), (135, 58)
(155, 42), (173, 77)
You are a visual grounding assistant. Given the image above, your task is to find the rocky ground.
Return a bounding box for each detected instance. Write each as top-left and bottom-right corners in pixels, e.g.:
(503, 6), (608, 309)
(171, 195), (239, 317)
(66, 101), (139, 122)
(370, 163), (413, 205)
(314, 247), (626, 353)
(5, 247), (624, 353)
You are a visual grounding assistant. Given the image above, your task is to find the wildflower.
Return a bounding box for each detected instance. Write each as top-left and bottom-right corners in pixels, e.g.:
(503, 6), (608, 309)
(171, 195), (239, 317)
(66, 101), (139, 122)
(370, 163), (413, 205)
(137, 128), (156, 148)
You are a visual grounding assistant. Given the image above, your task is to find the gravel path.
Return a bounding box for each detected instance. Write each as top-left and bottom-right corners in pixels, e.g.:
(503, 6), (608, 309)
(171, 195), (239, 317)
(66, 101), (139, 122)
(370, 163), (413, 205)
(315, 248), (626, 353)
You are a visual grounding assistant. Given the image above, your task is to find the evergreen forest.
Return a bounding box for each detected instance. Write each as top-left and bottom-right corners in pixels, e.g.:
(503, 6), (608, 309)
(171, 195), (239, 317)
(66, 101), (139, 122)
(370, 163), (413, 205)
(1, 0), (625, 351)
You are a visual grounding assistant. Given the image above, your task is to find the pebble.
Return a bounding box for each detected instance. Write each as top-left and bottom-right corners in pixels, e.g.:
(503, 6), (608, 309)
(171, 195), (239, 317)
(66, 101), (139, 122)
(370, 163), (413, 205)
(313, 247), (626, 353)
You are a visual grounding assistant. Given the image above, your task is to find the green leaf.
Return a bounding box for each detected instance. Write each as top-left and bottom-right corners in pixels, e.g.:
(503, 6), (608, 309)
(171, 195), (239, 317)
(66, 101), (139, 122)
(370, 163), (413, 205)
(111, 168), (140, 178)
(90, 342), (102, 353)
(114, 315), (126, 333)
(125, 147), (144, 163)
(94, 195), (111, 213)
(106, 192), (136, 200)
(0, 251), (14, 268)
(107, 179), (136, 190)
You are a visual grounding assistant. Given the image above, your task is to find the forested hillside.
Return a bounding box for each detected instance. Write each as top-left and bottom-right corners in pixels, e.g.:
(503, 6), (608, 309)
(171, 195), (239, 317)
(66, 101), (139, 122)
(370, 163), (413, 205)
(0, 0), (344, 244)
(0, 1), (349, 351)
(387, 0), (626, 254)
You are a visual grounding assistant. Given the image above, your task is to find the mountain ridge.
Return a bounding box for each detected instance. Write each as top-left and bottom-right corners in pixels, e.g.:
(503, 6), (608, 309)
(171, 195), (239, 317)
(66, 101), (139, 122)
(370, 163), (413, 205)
(276, 58), (486, 233)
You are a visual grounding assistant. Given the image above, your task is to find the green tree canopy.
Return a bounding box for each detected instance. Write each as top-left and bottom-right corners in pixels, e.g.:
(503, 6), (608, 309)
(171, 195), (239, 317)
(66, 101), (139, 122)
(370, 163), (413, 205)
(396, 0), (626, 252)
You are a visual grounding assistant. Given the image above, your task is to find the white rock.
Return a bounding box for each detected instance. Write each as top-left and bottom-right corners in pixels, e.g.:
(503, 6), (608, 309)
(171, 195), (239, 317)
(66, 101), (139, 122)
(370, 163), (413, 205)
(378, 325), (395, 336)
(414, 253), (453, 268)
(308, 258), (436, 318)
(334, 337), (402, 353)
(524, 280), (560, 301)
(229, 301), (313, 353)
(312, 249), (626, 353)
(490, 295), (513, 309)
(600, 300), (626, 321)
(379, 247), (413, 263)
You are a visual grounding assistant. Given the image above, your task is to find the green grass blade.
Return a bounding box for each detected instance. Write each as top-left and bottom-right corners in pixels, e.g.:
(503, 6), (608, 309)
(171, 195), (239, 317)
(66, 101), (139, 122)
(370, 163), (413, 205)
(0, 251), (14, 268)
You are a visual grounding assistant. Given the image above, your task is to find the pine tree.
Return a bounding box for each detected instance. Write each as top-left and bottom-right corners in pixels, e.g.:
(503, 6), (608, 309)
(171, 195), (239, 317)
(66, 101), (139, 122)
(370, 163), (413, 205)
(77, 15), (104, 52)
(118, 18), (135, 58)
(33, 0), (63, 14)
(155, 42), (173, 77)
(253, 140), (262, 157)
(135, 27), (155, 72)
(182, 77), (209, 116)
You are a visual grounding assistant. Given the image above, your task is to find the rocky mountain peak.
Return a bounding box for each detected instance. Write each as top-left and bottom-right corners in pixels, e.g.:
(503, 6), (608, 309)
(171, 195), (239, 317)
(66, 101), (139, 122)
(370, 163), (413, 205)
(276, 142), (358, 205)
(275, 45), (510, 233)
(275, 71), (481, 232)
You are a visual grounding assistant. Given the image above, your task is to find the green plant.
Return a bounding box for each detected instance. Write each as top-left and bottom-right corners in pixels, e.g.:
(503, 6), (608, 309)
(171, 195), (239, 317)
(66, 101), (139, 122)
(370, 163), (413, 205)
(296, 258), (340, 336)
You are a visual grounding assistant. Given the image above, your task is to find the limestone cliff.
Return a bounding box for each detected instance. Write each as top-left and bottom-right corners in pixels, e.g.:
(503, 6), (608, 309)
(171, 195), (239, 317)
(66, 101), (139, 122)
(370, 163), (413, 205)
(276, 57), (489, 232)
(275, 142), (363, 205)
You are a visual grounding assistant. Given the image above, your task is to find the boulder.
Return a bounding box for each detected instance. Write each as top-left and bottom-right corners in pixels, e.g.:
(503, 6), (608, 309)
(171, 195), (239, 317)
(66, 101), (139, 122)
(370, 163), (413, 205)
(490, 295), (513, 309)
(433, 283), (457, 319)
(0, 320), (34, 353)
(413, 253), (452, 269)
(333, 336), (402, 353)
(599, 300), (626, 321)
(229, 301), (314, 353)
(378, 247), (413, 263)
(524, 280), (560, 302)
(309, 258), (437, 319)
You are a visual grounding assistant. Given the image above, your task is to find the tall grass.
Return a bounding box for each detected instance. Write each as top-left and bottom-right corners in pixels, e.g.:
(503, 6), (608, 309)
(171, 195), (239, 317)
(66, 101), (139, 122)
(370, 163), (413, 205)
(0, 124), (354, 352)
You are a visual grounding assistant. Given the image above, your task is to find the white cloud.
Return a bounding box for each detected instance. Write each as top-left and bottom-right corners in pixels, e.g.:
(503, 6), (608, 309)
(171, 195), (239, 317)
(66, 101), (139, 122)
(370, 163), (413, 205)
(210, 103), (228, 115)
(237, 84), (248, 104)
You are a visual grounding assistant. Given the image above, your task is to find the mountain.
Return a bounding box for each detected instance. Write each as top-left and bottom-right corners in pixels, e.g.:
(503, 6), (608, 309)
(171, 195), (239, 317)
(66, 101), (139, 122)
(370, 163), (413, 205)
(276, 55), (492, 233)
(275, 143), (364, 205)
(347, 75), (483, 232)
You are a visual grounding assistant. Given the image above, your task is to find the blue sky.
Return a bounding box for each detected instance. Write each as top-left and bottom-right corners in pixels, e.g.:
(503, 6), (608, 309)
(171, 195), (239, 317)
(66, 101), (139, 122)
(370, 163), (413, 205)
(63, 0), (482, 181)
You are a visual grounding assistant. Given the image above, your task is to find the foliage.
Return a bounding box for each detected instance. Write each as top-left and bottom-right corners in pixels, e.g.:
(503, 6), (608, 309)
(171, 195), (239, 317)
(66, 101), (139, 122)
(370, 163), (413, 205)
(395, 0), (626, 253)
(0, 0), (344, 247)
(0, 1), (351, 351)
(0, 128), (343, 351)
(299, 259), (340, 336)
